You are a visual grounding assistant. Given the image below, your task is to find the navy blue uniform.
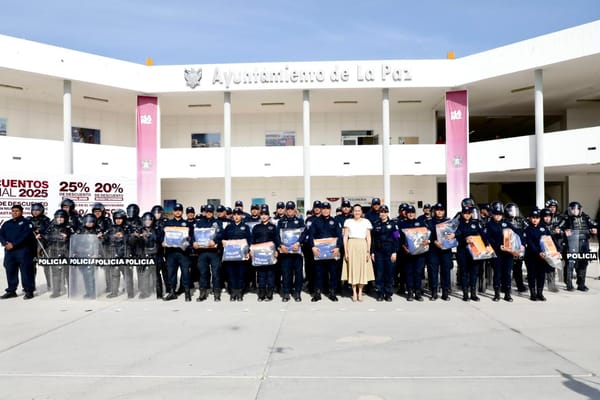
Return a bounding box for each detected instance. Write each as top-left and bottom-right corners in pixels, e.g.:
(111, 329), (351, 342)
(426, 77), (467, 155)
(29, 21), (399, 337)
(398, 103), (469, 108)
(277, 215), (306, 298)
(162, 218), (194, 294)
(455, 217), (488, 297)
(524, 223), (555, 295)
(371, 217), (399, 298)
(506, 216), (528, 292)
(308, 215), (343, 295)
(222, 221), (252, 294)
(0, 216), (35, 295)
(398, 218), (429, 298)
(485, 218), (517, 292)
(252, 220), (280, 294)
(193, 218), (223, 295)
(426, 217), (454, 294)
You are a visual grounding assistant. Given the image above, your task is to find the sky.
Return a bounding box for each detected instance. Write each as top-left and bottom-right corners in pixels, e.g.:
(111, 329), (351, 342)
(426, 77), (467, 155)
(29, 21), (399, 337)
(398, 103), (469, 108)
(2, 1), (599, 65)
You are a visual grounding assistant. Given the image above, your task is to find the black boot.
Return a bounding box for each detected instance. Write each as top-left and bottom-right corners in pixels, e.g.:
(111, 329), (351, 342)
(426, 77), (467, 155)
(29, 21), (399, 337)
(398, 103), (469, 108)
(266, 288), (274, 302)
(293, 292), (302, 302)
(213, 290), (221, 302)
(537, 288), (546, 301)
(462, 289), (469, 301)
(441, 289), (450, 301)
(257, 288), (265, 302)
(504, 288), (513, 302)
(493, 288), (501, 302)
(236, 289), (243, 301)
(529, 288), (537, 301)
(470, 287), (480, 302)
(328, 290), (338, 302)
(164, 290), (177, 301)
(415, 290), (424, 302)
(430, 287), (438, 301)
(156, 283), (163, 300)
(406, 289), (414, 302)
(184, 289), (192, 302)
(311, 290), (322, 302)
(196, 288), (208, 302)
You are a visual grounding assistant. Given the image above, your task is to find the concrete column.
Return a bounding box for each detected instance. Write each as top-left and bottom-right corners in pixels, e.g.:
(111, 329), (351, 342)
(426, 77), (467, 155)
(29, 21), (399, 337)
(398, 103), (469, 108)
(224, 92), (232, 206)
(535, 69), (545, 208)
(382, 88), (391, 205)
(63, 80), (73, 174)
(303, 90), (311, 213)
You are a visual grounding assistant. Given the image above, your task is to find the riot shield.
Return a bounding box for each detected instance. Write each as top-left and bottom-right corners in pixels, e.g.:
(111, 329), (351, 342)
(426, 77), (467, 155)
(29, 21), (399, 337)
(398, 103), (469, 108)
(69, 234), (105, 299)
(565, 229), (582, 284)
(105, 234), (137, 299)
(45, 229), (70, 298)
(136, 258), (156, 299)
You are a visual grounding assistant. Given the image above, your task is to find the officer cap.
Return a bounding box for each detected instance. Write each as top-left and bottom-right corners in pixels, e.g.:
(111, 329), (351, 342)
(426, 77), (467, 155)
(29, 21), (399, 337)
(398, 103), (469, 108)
(313, 200), (322, 209)
(461, 206), (472, 214)
(406, 205), (416, 213)
(173, 203), (184, 211)
(186, 207), (195, 214)
(399, 203), (409, 212)
(341, 200), (351, 208)
(285, 201), (296, 209)
(225, 207), (233, 215)
(432, 202), (445, 211)
(371, 197), (381, 205)
(529, 208), (541, 218)
(235, 200), (244, 207)
(422, 203), (431, 210)
(480, 204), (491, 211)
(11, 204), (23, 211)
(335, 207), (342, 213)
(205, 204), (215, 213)
(276, 201), (285, 209)
(260, 206), (270, 215)
(321, 202), (331, 209)
(541, 208), (552, 218)
(251, 204), (260, 210)
(380, 205), (390, 213)
(233, 208), (244, 215)
(216, 205), (226, 213)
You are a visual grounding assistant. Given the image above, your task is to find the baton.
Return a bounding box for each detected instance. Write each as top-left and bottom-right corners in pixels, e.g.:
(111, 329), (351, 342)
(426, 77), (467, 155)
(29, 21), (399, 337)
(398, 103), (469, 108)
(36, 236), (51, 259)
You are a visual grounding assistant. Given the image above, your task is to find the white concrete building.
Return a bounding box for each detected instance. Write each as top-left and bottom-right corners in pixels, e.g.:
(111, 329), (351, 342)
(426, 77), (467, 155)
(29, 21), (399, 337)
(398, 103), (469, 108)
(1, 21), (599, 217)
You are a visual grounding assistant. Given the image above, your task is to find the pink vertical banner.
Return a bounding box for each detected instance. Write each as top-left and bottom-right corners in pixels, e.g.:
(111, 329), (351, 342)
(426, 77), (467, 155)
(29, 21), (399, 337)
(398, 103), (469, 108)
(136, 96), (158, 212)
(445, 90), (468, 216)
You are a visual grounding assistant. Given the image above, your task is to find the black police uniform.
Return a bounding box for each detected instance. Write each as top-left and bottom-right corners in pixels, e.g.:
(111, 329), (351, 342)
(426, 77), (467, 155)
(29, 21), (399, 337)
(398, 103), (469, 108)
(42, 214), (73, 297)
(485, 216), (518, 301)
(371, 212), (399, 300)
(222, 218), (252, 300)
(252, 216), (280, 301)
(138, 218), (162, 299)
(524, 214), (556, 300)
(0, 213), (35, 298)
(73, 221), (103, 298)
(277, 207), (305, 301)
(104, 219), (136, 298)
(307, 210), (343, 301)
(505, 208), (528, 293)
(162, 215), (194, 301)
(426, 211), (454, 300)
(28, 208), (51, 288)
(152, 206), (169, 298)
(193, 213), (223, 301)
(455, 210), (488, 301)
(398, 215), (429, 301)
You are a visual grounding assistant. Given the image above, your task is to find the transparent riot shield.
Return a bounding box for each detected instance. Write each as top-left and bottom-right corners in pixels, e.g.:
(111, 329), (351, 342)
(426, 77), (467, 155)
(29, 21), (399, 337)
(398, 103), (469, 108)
(136, 259), (156, 299)
(105, 235), (137, 299)
(565, 229), (581, 284)
(45, 230), (70, 298)
(69, 234), (105, 299)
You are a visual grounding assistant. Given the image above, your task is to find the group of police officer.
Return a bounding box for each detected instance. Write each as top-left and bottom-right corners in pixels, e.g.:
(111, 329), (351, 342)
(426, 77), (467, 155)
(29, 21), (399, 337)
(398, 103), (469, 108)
(0, 196), (597, 302)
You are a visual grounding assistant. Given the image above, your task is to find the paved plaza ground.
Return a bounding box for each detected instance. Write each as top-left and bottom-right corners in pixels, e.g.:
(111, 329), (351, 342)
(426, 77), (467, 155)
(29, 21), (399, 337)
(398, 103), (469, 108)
(1, 261), (599, 400)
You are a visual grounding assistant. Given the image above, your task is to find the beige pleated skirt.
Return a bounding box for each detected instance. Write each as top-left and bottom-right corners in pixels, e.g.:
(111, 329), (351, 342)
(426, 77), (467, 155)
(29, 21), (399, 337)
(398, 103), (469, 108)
(342, 238), (375, 284)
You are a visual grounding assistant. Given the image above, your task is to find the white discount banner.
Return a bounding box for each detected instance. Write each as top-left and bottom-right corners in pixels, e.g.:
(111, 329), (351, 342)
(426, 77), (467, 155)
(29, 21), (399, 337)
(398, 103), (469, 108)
(0, 174), (136, 228)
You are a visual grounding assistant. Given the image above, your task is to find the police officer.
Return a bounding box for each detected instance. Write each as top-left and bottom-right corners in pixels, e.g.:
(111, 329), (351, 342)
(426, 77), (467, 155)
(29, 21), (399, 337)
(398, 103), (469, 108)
(126, 204), (143, 229)
(479, 204), (491, 226)
(484, 201), (519, 302)
(365, 197), (382, 224)
(303, 200), (323, 294)
(370, 205), (399, 301)
(139, 212), (161, 299)
(151, 205), (169, 299)
(426, 203), (454, 301)
(524, 208), (557, 301)
(104, 209), (135, 298)
(454, 206), (487, 301)
(277, 201), (305, 302)
(394, 203), (410, 295)
(162, 203), (194, 301)
(92, 202), (113, 290)
(398, 205), (430, 301)
(73, 213), (103, 299)
(222, 208), (252, 301)
(185, 206), (200, 291)
(61, 198), (81, 231)
(504, 203), (528, 293)
(246, 204), (261, 224)
(273, 202), (286, 224)
(308, 202), (343, 302)
(0, 204), (35, 299)
(42, 209), (73, 297)
(417, 203), (432, 225)
(193, 204), (223, 302)
(541, 208), (561, 292)
(234, 200), (251, 220)
(252, 205), (280, 301)
(559, 201), (597, 291)
(28, 202), (51, 289)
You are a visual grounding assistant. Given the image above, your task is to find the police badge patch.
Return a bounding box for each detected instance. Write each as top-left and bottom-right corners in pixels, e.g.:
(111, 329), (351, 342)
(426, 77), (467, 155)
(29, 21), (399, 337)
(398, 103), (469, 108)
(184, 68), (202, 89)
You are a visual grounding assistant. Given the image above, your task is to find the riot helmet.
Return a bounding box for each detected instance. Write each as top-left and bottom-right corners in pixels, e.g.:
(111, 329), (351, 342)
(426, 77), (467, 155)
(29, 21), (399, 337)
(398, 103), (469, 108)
(61, 198), (75, 212)
(92, 202), (105, 213)
(545, 199), (559, 208)
(461, 198), (475, 209)
(126, 203), (140, 219)
(141, 212), (155, 228)
(567, 201), (582, 217)
(490, 201), (504, 216)
(113, 209), (127, 224)
(54, 209), (68, 223)
(31, 202), (45, 214)
(82, 213), (97, 227)
(504, 203), (520, 218)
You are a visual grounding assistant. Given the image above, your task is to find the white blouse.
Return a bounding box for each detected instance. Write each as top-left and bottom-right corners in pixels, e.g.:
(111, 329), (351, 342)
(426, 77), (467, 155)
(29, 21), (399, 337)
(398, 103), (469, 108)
(344, 218), (372, 239)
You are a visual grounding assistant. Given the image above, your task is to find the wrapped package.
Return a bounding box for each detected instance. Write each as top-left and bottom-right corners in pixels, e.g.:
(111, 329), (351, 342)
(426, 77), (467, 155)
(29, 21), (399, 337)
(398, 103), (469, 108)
(194, 227), (216, 248)
(540, 235), (563, 270)
(250, 241), (277, 266)
(280, 228), (304, 254)
(402, 227), (431, 255)
(314, 237), (339, 260)
(467, 235), (496, 260)
(502, 228), (524, 257)
(163, 226), (190, 250)
(222, 239), (250, 261)
(435, 219), (458, 250)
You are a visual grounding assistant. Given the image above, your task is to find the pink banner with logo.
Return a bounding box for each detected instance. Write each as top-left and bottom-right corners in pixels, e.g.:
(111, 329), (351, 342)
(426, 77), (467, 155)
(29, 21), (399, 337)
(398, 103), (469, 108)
(445, 90), (468, 216)
(136, 96), (158, 212)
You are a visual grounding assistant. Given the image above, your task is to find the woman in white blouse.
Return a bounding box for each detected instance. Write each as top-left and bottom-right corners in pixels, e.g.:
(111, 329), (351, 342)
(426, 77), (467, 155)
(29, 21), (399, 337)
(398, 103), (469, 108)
(343, 204), (375, 301)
